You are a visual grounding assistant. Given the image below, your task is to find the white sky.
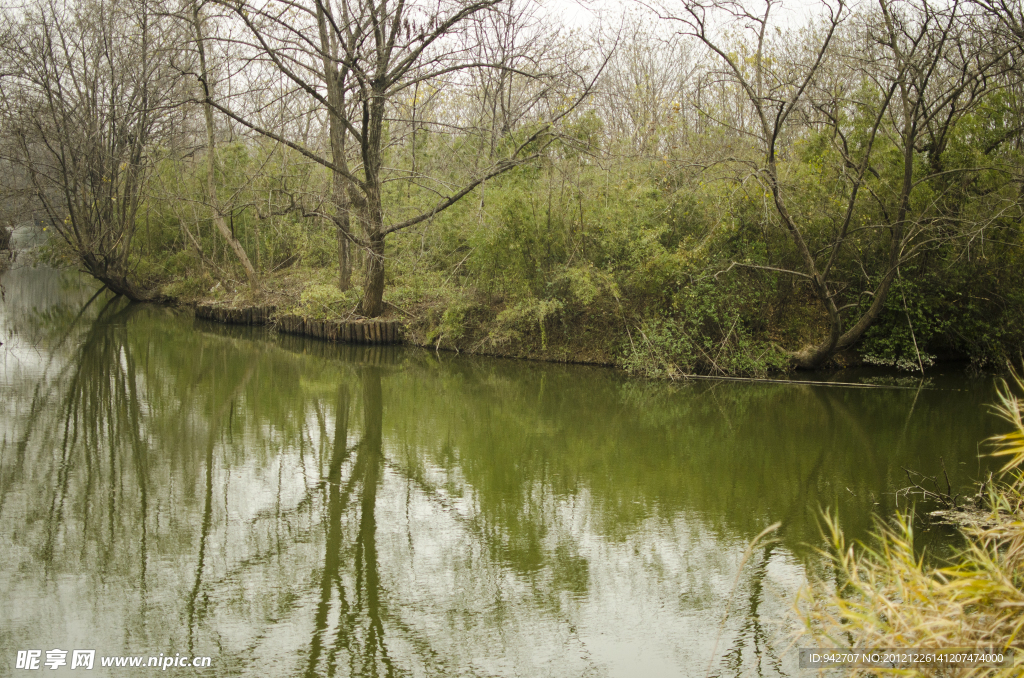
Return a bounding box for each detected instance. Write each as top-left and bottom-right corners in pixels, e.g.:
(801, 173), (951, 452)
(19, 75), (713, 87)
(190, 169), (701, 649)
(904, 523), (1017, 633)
(541, 0), (838, 33)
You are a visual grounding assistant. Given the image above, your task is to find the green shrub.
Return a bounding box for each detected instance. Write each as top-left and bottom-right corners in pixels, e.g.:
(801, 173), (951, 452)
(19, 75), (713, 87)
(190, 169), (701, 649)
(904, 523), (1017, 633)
(163, 271), (215, 300)
(425, 297), (484, 349)
(489, 298), (564, 349)
(621, 279), (787, 378)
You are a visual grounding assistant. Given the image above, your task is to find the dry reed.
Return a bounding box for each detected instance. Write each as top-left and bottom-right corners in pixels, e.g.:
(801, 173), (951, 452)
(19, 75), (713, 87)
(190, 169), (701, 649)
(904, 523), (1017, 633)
(797, 375), (1024, 677)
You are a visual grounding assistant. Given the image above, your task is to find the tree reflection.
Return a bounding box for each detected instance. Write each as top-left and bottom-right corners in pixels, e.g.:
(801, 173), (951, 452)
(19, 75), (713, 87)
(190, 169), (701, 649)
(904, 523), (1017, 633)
(307, 381), (352, 676)
(0, 270), (1005, 678)
(306, 365), (406, 677)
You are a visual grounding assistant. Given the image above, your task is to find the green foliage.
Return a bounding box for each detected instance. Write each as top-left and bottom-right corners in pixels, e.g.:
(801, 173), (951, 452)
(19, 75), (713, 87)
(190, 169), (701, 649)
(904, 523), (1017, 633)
(163, 270), (215, 300)
(468, 191), (557, 298)
(35, 233), (78, 268)
(560, 110), (603, 157)
(298, 283), (361, 320)
(860, 274), (941, 371)
(137, 141), (316, 283)
(550, 263), (619, 307)
(490, 298), (564, 349)
(426, 297), (481, 348)
(861, 257), (1024, 370)
(622, 279), (788, 378)
(303, 225), (339, 268)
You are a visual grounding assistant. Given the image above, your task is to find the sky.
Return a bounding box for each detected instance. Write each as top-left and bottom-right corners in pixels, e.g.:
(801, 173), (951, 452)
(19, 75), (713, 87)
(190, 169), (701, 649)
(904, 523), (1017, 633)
(542, 0), (834, 33)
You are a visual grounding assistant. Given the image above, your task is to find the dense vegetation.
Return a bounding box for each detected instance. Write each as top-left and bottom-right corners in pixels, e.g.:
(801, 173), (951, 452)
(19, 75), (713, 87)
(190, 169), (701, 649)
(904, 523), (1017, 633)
(2, 0), (1023, 375)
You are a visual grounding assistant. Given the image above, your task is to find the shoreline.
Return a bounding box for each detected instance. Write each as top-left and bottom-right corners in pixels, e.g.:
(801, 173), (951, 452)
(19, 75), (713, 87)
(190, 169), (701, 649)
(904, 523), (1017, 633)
(189, 298), (621, 367)
(185, 298), (981, 383)
(2, 247), (985, 378)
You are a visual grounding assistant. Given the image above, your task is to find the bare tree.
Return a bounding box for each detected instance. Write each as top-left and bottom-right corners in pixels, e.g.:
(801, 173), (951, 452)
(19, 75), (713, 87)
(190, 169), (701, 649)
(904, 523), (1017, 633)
(0, 0), (182, 299)
(596, 13), (698, 157)
(657, 0), (1012, 367)
(969, 0), (1024, 155)
(205, 0), (600, 316)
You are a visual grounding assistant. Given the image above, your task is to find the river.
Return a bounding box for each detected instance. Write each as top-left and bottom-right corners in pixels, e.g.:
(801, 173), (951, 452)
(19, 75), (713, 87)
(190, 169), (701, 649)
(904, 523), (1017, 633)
(0, 252), (1007, 677)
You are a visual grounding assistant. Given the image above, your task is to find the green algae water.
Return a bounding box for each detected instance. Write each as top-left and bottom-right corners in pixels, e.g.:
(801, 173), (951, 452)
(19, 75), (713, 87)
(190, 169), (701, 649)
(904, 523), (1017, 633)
(0, 261), (1006, 677)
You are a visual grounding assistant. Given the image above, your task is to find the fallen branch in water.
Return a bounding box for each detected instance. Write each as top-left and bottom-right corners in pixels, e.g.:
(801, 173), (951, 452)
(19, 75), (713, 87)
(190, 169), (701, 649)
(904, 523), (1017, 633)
(897, 459), (960, 510)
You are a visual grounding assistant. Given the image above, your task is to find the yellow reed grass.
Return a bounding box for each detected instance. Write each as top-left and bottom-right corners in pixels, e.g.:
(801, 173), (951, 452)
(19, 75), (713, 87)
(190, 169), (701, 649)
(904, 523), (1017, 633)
(798, 375), (1024, 677)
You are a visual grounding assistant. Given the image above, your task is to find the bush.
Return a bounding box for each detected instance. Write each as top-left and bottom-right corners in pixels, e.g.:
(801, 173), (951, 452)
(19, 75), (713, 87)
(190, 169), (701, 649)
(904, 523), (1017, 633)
(489, 297), (564, 349)
(425, 296), (485, 349)
(297, 283), (361, 320)
(163, 271), (215, 300)
(621, 279), (787, 378)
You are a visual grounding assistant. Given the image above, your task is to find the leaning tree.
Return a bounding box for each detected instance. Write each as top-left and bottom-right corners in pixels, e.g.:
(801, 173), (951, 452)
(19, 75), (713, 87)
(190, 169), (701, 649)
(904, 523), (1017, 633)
(0, 0), (183, 299)
(657, 0), (1014, 367)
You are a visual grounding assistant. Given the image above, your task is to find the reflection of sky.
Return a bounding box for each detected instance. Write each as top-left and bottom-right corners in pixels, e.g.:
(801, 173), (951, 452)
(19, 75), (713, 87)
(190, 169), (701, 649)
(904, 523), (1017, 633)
(1, 264), (83, 437)
(178, 452), (809, 677)
(1, 235), (98, 382)
(0, 261), (998, 678)
(384, 448), (804, 677)
(0, 443), (807, 677)
(0, 320), (809, 678)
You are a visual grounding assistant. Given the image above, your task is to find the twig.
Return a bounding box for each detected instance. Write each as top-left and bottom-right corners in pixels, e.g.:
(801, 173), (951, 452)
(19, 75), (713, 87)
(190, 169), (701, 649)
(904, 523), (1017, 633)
(899, 466), (957, 510)
(941, 458), (957, 508)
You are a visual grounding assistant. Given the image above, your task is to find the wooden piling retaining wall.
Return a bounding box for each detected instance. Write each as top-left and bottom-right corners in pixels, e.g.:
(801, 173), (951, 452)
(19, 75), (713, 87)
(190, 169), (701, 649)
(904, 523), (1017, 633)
(194, 303), (404, 345)
(276, 314), (403, 345)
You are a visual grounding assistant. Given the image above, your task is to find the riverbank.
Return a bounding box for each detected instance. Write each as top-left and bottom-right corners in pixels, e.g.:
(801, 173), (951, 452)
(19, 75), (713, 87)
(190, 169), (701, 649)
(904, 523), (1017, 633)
(27, 220), (1022, 377)
(141, 262), (630, 365)
(183, 291), (622, 364)
(174, 278), (926, 376)
(30, 256), (972, 375)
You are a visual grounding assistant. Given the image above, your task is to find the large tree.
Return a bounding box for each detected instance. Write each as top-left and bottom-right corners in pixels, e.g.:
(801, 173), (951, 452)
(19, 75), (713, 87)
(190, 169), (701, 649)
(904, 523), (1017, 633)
(660, 0), (1013, 367)
(207, 0), (596, 316)
(0, 0), (182, 299)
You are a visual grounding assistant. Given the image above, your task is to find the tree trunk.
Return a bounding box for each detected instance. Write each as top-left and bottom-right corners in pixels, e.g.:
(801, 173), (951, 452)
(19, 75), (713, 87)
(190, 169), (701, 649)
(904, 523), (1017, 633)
(332, 160), (352, 290)
(81, 254), (150, 302)
(314, 0), (352, 291)
(329, 135), (353, 291)
(356, 86), (388, 318)
(192, 1), (259, 288)
(337, 224), (351, 291)
(359, 234), (385, 318)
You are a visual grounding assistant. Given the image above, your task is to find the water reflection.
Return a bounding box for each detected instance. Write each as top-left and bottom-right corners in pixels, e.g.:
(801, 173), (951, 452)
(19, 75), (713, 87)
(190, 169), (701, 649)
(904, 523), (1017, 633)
(0, 265), (1004, 677)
